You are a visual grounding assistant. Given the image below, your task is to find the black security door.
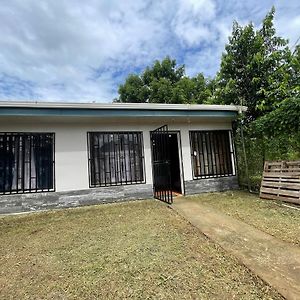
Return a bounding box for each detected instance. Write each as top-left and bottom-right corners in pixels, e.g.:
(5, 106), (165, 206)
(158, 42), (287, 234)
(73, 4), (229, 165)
(150, 125), (173, 204)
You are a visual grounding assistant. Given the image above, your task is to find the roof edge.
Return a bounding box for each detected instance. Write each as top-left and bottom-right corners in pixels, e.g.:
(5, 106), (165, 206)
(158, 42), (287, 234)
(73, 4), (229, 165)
(0, 101), (247, 112)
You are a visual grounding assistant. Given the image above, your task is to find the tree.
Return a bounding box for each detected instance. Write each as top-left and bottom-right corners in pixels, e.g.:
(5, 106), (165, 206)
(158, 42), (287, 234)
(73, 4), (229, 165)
(289, 45), (300, 97)
(117, 74), (149, 103)
(252, 97), (300, 137)
(215, 7), (291, 121)
(117, 56), (211, 104)
(171, 74), (211, 104)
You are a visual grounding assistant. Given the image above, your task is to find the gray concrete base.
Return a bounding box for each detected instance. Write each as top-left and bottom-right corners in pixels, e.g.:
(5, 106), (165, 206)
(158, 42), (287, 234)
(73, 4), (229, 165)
(0, 183), (153, 215)
(184, 176), (239, 195)
(0, 177), (240, 215)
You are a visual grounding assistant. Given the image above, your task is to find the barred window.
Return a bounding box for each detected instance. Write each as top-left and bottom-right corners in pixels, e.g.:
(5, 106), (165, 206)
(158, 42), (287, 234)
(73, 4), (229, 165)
(190, 130), (235, 179)
(0, 133), (55, 194)
(88, 132), (145, 187)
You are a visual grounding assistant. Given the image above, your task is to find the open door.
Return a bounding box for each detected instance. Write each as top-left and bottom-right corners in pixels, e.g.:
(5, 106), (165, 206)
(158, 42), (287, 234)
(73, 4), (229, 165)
(150, 125), (173, 204)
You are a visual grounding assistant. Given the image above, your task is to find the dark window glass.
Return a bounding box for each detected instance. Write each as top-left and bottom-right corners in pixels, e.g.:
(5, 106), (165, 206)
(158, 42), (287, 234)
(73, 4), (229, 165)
(190, 131), (235, 179)
(0, 133), (55, 194)
(88, 132), (145, 187)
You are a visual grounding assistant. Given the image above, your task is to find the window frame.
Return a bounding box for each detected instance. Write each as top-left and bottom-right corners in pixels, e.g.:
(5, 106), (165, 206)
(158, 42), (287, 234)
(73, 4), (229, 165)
(0, 132), (55, 194)
(189, 130), (236, 180)
(87, 131), (146, 188)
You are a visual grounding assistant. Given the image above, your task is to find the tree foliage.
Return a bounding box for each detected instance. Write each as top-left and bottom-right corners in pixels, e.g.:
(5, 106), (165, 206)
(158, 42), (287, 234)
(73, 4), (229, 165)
(117, 56), (212, 104)
(215, 7), (294, 121)
(251, 97), (300, 137)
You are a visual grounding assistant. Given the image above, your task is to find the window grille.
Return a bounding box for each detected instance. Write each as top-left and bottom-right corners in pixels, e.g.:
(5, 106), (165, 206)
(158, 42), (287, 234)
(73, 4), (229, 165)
(87, 132), (145, 187)
(190, 130), (236, 179)
(0, 133), (55, 194)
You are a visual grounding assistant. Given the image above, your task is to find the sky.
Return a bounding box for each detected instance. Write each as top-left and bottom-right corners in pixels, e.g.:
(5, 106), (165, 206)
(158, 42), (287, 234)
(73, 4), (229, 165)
(0, 0), (299, 103)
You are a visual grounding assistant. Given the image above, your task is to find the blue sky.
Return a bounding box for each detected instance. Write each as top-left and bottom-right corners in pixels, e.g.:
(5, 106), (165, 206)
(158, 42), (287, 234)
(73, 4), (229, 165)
(0, 0), (299, 103)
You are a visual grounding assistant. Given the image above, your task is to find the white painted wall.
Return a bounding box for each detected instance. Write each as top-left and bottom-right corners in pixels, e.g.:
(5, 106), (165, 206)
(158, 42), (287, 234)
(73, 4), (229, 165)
(0, 118), (233, 192)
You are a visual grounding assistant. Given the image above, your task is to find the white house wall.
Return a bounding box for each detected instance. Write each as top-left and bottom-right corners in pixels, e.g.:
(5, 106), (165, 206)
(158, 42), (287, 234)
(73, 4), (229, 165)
(0, 118), (233, 193)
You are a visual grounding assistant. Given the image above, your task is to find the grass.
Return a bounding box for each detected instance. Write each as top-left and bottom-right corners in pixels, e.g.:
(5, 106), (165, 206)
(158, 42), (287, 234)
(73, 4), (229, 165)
(186, 190), (300, 246)
(0, 199), (282, 299)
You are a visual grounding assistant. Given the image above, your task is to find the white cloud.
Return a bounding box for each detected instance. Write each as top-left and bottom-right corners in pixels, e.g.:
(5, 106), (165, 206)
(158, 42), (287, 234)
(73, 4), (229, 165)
(0, 0), (170, 102)
(0, 0), (299, 102)
(276, 15), (300, 47)
(172, 0), (216, 47)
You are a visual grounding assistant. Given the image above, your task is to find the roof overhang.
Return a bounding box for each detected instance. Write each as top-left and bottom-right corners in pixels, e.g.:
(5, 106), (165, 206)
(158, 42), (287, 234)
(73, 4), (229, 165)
(0, 101), (247, 119)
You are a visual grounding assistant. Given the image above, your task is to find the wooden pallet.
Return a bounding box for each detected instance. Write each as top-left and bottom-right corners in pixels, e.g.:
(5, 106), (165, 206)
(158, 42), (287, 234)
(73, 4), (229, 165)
(260, 160), (300, 205)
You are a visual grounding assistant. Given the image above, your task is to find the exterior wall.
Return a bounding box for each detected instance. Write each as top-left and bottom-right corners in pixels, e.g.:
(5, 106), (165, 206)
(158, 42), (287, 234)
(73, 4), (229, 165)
(0, 117), (238, 213)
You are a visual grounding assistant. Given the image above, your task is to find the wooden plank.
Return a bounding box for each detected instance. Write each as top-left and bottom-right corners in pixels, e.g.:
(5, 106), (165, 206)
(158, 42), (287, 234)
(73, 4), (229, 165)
(261, 181), (300, 189)
(265, 161), (284, 166)
(265, 160), (300, 167)
(286, 160), (300, 166)
(261, 178), (300, 183)
(265, 168), (300, 172)
(260, 193), (300, 204)
(260, 187), (300, 198)
(263, 172), (300, 178)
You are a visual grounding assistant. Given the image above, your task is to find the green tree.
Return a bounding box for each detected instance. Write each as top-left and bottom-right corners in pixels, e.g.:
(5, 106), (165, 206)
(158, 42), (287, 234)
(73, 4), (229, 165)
(171, 74), (211, 104)
(117, 56), (211, 104)
(117, 74), (149, 103)
(215, 7), (291, 121)
(289, 45), (300, 97)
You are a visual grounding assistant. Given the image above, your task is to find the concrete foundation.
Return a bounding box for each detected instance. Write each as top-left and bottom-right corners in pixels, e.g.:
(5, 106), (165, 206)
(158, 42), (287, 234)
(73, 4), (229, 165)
(0, 183), (153, 214)
(185, 176), (239, 195)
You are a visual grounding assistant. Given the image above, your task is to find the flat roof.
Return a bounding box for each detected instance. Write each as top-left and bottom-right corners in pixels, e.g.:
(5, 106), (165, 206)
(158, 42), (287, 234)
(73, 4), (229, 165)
(0, 101), (246, 119)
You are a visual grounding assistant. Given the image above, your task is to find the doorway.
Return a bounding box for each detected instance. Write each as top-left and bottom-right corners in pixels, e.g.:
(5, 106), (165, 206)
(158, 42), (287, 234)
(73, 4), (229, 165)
(168, 132), (182, 195)
(150, 125), (183, 204)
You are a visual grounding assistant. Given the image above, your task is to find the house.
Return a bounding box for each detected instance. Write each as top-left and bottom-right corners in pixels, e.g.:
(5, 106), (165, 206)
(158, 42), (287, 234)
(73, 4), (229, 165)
(0, 101), (246, 214)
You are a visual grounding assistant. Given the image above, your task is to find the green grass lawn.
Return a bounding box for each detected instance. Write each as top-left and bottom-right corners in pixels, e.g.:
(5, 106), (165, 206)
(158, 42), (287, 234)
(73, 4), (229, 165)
(0, 199), (282, 299)
(186, 190), (300, 246)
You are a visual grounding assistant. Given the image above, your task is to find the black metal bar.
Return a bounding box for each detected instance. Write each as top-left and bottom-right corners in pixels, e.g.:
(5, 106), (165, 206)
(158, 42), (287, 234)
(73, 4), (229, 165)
(127, 133), (131, 184)
(0, 132), (55, 195)
(219, 131), (226, 176)
(29, 135), (32, 191)
(199, 132), (204, 177)
(211, 132), (217, 176)
(230, 131), (237, 175)
(138, 134), (142, 182)
(195, 132), (201, 177)
(3, 134), (8, 193)
(223, 132), (231, 175)
(207, 132), (213, 176)
(117, 133), (122, 184)
(197, 132), (202, 177)
(87, 132), (145, 188)
(89, 133), (94, 187)
(215, 131), (222, 175)
(108, 133), (112, 185)
(112, 133), (117, 184)
(190, 130), (236, 179)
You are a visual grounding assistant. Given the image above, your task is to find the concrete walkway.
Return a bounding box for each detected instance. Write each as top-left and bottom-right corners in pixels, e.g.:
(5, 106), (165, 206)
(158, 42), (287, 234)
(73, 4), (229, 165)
(172, 199), (300, 300)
